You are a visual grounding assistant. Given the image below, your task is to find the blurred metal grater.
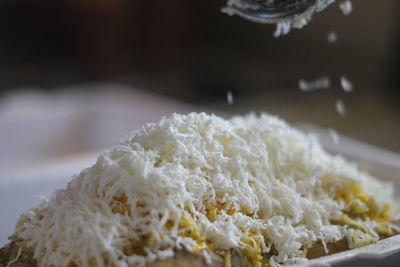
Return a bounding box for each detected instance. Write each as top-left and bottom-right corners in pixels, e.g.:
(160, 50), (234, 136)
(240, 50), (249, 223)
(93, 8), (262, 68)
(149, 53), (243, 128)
(222, 0), (334, 24)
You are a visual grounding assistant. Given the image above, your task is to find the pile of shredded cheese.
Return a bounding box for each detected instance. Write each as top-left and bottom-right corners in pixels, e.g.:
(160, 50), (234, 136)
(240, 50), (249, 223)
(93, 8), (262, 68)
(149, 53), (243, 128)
(14, 113), (398, 267)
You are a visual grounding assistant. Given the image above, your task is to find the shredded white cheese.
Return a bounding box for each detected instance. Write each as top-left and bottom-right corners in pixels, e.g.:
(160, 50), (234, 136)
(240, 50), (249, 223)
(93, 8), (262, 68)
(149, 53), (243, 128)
(339, 0), (352, 16)
(227, 91), (234, 105)
(335, 99), (347, 116)
(327, 31), (338, 43)
(340, 76), (354, 93)
(202, 250), (212, 265)
(299, 77), (331, 91)
(274, 21), (293, 38)
(14, 113), (398, 267)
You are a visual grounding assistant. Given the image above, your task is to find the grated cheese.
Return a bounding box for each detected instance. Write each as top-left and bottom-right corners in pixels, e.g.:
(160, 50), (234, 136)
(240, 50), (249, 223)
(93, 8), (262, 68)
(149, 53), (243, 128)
(227, 91), (234, 105)
(299, 76), (331, 91)
(340, 76), (354, 93)
(14, 113), (399, 266)
(202, 250), (212, 265)
(335, 98), (347, 116)
(327, 31), (338, 43)
(274, 21), (293, 38)
(339, 0), (352, 16)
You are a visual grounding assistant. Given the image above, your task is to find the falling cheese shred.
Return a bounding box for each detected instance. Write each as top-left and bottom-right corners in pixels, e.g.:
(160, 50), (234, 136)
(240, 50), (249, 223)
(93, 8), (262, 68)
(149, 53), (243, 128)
(14, 113), (399, 267)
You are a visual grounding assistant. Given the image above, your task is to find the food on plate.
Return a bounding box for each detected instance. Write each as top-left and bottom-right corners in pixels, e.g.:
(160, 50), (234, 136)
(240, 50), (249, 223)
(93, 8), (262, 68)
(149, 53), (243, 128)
(1, 113), (399, 267)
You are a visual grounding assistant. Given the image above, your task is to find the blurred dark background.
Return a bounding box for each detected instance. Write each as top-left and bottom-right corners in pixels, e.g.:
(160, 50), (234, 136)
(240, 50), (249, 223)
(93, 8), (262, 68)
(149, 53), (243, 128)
(0, 0), (399, 151)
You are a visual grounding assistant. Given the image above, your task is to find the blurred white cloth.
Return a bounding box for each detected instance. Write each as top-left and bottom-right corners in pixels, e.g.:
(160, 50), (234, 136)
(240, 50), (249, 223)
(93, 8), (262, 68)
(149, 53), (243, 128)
(0, 83), (196, 174)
